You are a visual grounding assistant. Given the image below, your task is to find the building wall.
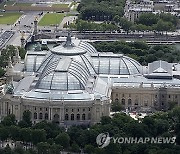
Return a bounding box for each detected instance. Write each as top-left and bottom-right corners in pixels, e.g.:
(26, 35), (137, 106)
(0, 95), (110, 126)
(0, 85), (180, 125)
(111, 86), (180, 111)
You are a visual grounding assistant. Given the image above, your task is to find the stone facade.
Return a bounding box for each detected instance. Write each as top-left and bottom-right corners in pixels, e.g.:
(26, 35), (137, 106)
(111, 86), (180, 111)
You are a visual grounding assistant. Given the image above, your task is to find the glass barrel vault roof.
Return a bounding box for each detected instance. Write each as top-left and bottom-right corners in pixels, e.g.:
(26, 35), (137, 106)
(91, 54), (142, 75)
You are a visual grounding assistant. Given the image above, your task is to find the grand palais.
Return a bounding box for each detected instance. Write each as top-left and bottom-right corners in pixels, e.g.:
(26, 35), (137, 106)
(1, 34), (180, 126)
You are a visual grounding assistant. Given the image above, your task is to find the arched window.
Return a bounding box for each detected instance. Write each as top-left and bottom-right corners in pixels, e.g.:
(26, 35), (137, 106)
(53, 114), (59, 121)
(135, 99), (138, 106)
(45, 113), (48, 120)
(82, 114), (86, 120)
(39, 113), (43, 119)
(128, 99), (132, 105)
(34, 112), (37, 119)
(71, 114), (74, 121)
(77, 114), (80, 120)
(65, 114), (68, 120)
(88, 113), (91, 120)
(121, 98), (125, 105)
(115, 98), (119, 102)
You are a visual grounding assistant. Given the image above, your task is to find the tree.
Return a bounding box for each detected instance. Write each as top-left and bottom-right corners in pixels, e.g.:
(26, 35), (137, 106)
(0, 67), (5, 77)
(136, 24), (148, 34)
(14, 147), (24, 154)
(111, 101), (123, 112)
(0, 45), (16, 68)
(137, 13), (159, 26)
(49, 143), (63, 154)
(101, 116), (112, 125)
(154, 19), (174, 34)
(37, 142), (50, 154)
(155, 119), (169, 136)
(31, 129), (46, 145)
(55, 132), (70, 149)
(9, 126), (20, 141)
(113, 15), (121, 24)
(0, 127), (9, 143)
(168, 101), (178, 110)
(160, 13), (178, 26)
(1, 114), (16, 126)
(84, 144), (95, 154)
(119, 18), (132, 34)
(19, 110), (32, 127)
(20, 128), (32, 144)
(71, 142), (80, 153)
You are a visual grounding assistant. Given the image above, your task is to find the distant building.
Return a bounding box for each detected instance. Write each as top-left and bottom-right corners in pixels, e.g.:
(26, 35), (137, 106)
(124, 0), (154, 23)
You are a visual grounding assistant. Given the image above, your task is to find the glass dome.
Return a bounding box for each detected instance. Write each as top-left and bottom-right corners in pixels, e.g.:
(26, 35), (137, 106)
(91, 54), (142, 75)
(37, 36), (97, 75)
(36, 57), (90, 91)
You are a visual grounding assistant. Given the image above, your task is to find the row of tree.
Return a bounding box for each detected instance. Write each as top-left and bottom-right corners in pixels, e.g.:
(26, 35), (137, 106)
(0, 106), (180, 154)
(69, 13), (177, 34)
(92, 41), (180, 65)
(113, 13), (178, 34)
(68, 19), (118, 32)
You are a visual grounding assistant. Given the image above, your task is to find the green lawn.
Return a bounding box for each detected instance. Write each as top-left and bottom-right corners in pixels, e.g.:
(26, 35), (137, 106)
(38, 13), (65, 26)
(0, 12), (22, 24)
(14, 3), (32, 6)
(52, 4), (69, 8)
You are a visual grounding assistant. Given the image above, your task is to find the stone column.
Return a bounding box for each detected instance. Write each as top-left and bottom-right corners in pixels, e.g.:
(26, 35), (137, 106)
(33, 17), (38, 35)
(21, 33), (25, 48)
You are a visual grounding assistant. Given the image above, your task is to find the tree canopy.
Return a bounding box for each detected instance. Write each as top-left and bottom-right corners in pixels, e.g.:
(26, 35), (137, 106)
(92, 41), (180, 65)
(77, 0), (126, 21)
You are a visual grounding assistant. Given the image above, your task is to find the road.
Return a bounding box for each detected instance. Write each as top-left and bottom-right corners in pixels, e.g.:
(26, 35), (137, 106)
(59, 16), (77, 29)
(1, 11), (41, 47)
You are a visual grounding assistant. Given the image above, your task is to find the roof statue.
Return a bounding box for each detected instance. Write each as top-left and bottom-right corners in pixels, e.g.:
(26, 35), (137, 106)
(8, 56), (13, 69)
(63, 32), (74, 47)
(5, 82), (14, 94)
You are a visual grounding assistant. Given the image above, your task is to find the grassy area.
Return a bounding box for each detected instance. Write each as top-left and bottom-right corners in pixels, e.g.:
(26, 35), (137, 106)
(0, 12), (22, 24)
(52, 4), (69, 8)
(14, 3), (32, 6)
(38, 13), (65, 26)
